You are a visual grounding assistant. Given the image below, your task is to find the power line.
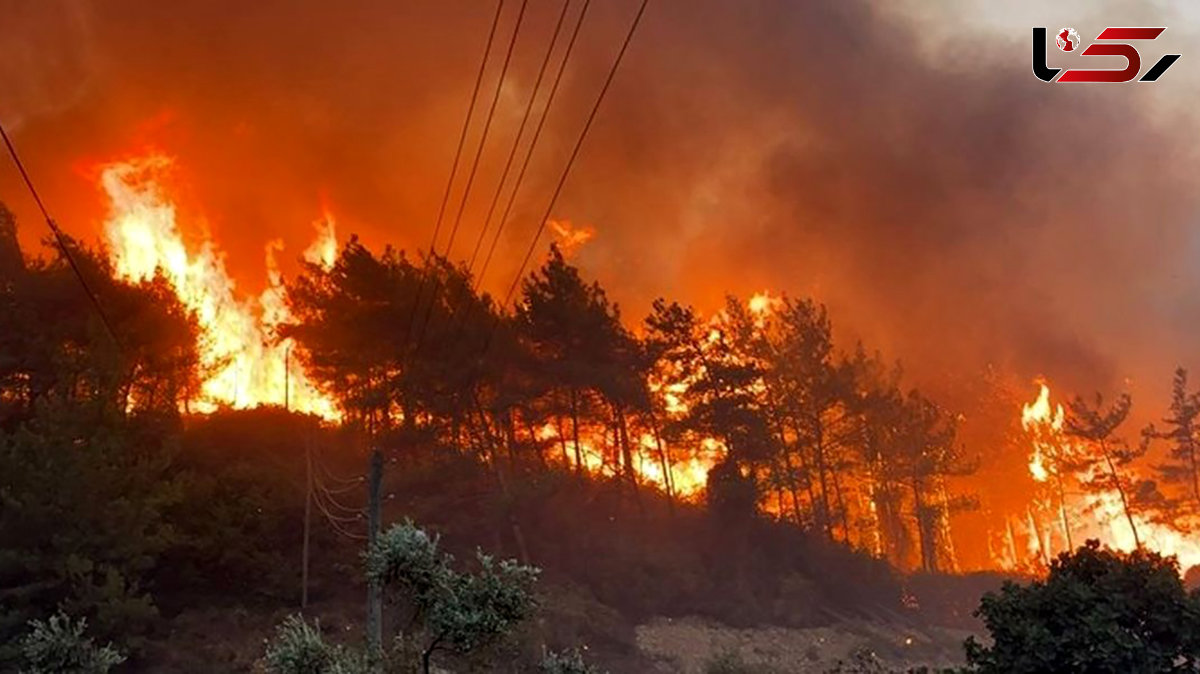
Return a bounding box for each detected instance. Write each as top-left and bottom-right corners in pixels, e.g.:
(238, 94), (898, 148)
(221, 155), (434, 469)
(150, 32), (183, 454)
(466, 0), (575, 274)
(472, 0), (591, 294)
(410, 0), (532, 354)
(499, 0), (651, 312)
(402, 0), (506, 355)
(427, 0), (506, 259)
(464, 0), (648, 373)
(0, 123), (122, 348)
(438, 0), (582, 351)
(439, 0), (532, 262)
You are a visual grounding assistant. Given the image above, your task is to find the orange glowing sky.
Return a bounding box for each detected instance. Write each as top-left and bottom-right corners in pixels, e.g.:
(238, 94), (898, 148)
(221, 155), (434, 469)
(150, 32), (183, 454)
(3, 0), (1200, 414)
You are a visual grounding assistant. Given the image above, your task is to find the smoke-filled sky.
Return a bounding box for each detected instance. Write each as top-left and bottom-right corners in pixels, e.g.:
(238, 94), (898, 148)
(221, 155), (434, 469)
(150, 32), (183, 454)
(2, 0), (1200, 411)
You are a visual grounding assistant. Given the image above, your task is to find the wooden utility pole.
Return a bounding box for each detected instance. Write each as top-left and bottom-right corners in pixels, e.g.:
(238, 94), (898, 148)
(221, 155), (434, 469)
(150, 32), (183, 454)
(301, 433), (312, 609)
(366, 446), (383, 657)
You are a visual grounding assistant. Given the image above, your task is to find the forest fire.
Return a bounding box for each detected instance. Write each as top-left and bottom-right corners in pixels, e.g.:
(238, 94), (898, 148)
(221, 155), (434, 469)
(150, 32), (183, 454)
(9, 3), (1200, 669)
(91, 151), (1200, 577)
(1013, 382), (1200, 572)
(99, 154), (340, 420)
(536, 421), (716, 498)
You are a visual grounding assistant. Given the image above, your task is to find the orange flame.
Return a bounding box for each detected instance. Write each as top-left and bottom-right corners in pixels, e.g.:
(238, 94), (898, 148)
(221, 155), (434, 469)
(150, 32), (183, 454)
(536, 422), (714, 497)
(1021, 383), (1063, 483)
(99, 154), (340, 420)
(548, 219), (594, 257)
(1018, 382), (1200, 571)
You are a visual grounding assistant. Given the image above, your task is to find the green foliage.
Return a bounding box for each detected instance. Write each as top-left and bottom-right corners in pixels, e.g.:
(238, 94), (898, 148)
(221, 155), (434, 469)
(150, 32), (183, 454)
(282, 238), (499, 428)
(164, 408), (317, 596)
(18, 612), (126, 674)
(263, 521), (542, 673)
(964, 539), (1200, 673)
(0, 399), (177, 659)
(263, 615), (366, 674)
(540, 648), (604, 674)
(430, 551), (540, 654)
(0, 229), (300, 663)
(365, 520), (452, 607)
(365, 520), (539, 671)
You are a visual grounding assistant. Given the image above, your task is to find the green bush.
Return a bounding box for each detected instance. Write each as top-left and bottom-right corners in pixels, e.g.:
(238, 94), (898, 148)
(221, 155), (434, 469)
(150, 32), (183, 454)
(965, 539), (1200, 673)
(0, 401), (177, 660)
(262, 615), (365, 674)
(18, 612), (125, 674)
(264, 521), (540, 674)
(540, 648), (604, 674)
(365, 520), (540, 672)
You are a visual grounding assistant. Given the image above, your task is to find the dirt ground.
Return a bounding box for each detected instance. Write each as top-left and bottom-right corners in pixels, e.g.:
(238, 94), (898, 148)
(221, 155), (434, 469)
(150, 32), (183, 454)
(634, 615), (975, 673)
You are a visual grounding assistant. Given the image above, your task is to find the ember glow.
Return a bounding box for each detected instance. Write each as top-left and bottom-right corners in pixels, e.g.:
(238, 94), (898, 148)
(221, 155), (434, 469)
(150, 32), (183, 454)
(99, 154), (340, 420)
(535, 422), (714, 497)
(1013, 382), (1200, 572)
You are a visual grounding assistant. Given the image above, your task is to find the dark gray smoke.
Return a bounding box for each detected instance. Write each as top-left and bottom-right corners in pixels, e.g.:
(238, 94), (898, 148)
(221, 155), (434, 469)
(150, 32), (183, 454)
(1, 0), (1196, 401)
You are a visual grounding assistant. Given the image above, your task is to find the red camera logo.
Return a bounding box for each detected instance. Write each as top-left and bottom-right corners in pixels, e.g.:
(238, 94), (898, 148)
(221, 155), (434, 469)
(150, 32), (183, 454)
(1033, 26), (1181, 83)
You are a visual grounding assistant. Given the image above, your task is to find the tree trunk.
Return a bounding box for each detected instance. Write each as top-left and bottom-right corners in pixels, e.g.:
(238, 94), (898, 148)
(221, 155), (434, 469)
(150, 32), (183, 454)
(649, 411), (675, 507)
(520, 412), (548, 469)
(474, 396), (531, 565)
(504, 408), (518, 469)
(936, 482), (960, 572)
(1099, 440), (1141, 548)
(772, 418), (805, 528)
(615, 404), (637, 490)
(786, 418), (820, 529)
(554, 414), (569, 464)
(831, 467), (851, 544)
(813, 419), (834, 540)
(1188, 438), (1200, 512)
(1053, 470), (1073, 551)
(910, 477), (935, 573)
(569, 388), (583, 476)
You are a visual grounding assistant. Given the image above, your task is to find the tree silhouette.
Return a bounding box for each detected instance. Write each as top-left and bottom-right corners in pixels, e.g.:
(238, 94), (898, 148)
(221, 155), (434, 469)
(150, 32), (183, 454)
(1143, 368), (1200, 527)
(1065, 392), (1145, 548)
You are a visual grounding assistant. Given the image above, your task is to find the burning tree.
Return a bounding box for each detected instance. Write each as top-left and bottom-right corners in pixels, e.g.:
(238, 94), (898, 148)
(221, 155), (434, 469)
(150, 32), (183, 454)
(760, 297), (855, 540)
(516, 244), (644, 487)
(1022, 384), (1084, 553)
(1064, 392), (1146, 549)
(1143, 367), (1200, 527)
(892, 391), (975, 573)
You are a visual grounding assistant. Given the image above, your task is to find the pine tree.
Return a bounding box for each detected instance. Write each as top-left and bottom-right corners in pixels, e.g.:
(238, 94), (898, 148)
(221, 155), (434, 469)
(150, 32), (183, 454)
(1065, 393), (1145, 548)
(1143, 368), (1200, 524)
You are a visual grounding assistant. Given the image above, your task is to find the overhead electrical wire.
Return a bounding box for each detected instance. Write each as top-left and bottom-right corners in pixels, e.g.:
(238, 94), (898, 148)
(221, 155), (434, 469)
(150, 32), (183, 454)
(438, 0), (532, 263)
(402, 0), (506, 354)
(410, 0), (532, 354)
(498, 0), (651, 312)
(464, 0), (650, 369)
(436, 0), (582, 348)
(465, 0), (575, 274)
(472, 0), (593, 294)
(0, 122), (122, 349)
